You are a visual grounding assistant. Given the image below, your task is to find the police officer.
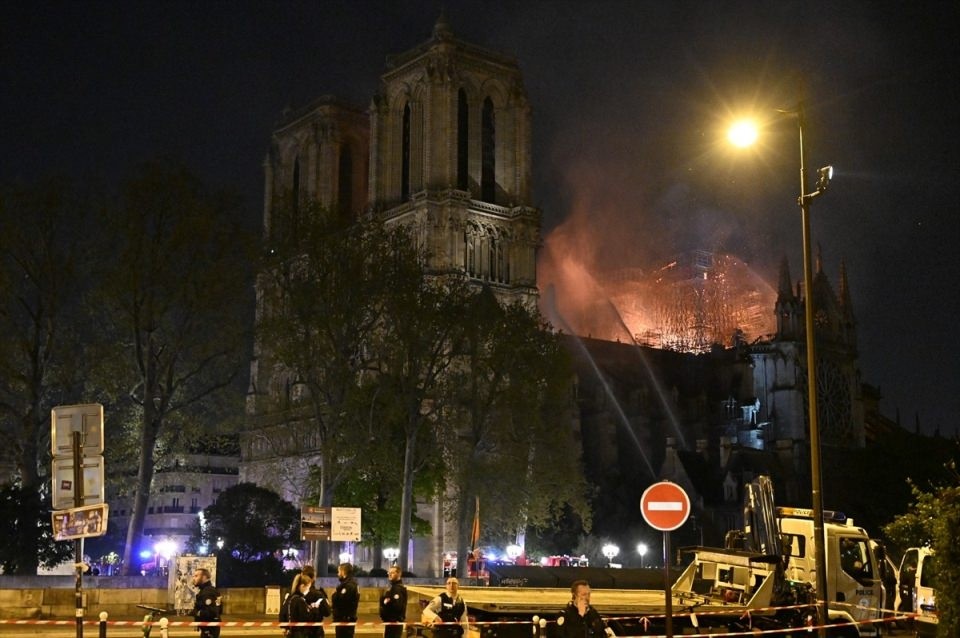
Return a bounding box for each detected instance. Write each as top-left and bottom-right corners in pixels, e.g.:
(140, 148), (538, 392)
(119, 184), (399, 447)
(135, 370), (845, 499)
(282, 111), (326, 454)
(379, 565), (407, 638)
(421, 577), (468, 638)
(191, 567), (222, 638)
(332, 562), (360, 638)
(558, 580), (606, 638)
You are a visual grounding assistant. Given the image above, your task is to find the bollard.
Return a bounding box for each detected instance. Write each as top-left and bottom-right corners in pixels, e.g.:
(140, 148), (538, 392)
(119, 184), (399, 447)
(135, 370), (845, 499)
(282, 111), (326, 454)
(158, 616), (169, 638)
(531, 615), (540, 638)
(99, 611), (108, 638)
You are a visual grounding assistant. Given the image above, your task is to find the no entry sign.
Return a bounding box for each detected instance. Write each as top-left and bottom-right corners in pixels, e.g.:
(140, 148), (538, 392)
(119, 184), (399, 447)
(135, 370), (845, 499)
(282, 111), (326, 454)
(640, 481), (691, 531)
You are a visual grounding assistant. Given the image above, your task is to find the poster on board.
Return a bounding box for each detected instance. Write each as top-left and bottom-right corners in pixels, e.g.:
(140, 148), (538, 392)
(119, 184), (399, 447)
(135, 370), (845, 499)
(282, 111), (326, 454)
(170, 555), (218, 614)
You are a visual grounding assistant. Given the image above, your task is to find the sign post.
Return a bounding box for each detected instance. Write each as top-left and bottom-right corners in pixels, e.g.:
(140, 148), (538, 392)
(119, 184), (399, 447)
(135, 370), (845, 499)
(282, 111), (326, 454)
(51, 404), (106, 638)
(640, 481), (691, 638)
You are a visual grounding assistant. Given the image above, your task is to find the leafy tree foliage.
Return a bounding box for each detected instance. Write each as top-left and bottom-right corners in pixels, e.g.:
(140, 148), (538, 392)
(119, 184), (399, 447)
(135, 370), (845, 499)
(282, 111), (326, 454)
(257, 203), (438, 567)
(0, 178), (88, 572)
(87, 160), (255, 574)
(440, 290), (591, 567)
(195, 482), (299, 586)
(882, 454), (960, 638)
(0, 482), (72, 572)
(369, 272), (472, 571)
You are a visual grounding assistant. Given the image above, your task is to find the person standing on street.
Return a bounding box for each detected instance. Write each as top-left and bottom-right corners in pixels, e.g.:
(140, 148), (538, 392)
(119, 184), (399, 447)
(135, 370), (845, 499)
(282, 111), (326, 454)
(558, 580), (606, 638)
(332, 562), (360, 638)
(379, 565), (408, 638)
(191, 567), (222, 638)
(421, 577), (468, 638)
(301, 565), (331, 638)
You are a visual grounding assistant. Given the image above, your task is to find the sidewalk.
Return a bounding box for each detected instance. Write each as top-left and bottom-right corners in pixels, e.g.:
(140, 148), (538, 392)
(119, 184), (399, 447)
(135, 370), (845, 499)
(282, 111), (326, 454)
(0, 613), (390, 637)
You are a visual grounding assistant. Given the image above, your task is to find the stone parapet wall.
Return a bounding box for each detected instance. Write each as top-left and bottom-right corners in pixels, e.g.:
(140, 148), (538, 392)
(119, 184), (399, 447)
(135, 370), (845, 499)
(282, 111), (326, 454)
(0, 577), (439, 620)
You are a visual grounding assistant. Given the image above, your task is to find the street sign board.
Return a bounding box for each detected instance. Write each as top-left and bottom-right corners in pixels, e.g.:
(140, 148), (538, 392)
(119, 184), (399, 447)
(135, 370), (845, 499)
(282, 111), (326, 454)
(300, 506), (362, 541)
(51, 503), (109, 541)
(51, 403), (104, 458)
(52, 456), (105, 509)
(331, 506), (362, 542)
(640, 481), (691, 531)
(301, 505), (332, 541)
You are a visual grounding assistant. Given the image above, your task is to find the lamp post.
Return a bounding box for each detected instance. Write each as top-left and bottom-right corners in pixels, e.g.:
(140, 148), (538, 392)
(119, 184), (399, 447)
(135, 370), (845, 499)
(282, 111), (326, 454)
(729, 102), (832, 636)
(636, 542), (648, 568)
(795, 103), (831, 637)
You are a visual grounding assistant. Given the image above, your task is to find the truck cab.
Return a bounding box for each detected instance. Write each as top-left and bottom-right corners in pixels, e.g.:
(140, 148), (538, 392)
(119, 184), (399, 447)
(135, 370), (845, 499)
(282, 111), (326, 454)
(777, 507), (885, 636)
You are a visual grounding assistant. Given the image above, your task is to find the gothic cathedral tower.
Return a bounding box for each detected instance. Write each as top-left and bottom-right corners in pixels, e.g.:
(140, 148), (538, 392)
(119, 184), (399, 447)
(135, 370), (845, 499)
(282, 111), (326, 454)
(368, 15), (540, 305)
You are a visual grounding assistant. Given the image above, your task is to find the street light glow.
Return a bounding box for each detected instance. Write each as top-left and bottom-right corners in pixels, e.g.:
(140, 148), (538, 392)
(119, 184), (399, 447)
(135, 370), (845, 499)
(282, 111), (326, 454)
(727, 119), (758, 148)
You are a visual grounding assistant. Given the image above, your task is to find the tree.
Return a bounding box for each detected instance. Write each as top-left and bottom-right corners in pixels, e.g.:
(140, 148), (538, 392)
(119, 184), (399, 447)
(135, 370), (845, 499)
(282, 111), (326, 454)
(257, 204), (430, 569)
(371, 274), (470, 572)
(88, 160), (255, 574)
(441, 291), (592, 569)
(882, 452), (960, 638)
(0, 481), (72, 572)
(196, 482), (299, 586)
(0, 178), (88, 573)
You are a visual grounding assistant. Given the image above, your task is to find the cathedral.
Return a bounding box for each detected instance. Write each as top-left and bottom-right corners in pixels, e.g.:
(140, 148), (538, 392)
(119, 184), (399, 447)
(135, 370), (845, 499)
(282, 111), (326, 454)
(241, 15), (883, 572)
(243, 15), (543, 575)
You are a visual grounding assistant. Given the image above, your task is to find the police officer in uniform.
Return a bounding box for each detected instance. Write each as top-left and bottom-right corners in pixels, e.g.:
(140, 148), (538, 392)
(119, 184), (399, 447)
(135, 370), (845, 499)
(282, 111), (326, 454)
(379, 565), (407, 638)
(332, 562), (360, 638)
(421, 577), (468, 638)
(191, 567), (223, 638)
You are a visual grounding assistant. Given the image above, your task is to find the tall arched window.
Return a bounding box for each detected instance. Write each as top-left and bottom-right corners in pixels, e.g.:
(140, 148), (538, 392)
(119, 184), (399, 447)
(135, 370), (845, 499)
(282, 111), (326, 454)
(457, 89), (469, 191)
(292, 156), (301, 214)
(338, 144), (353, 221)
(401, 103), (411, 201)
(481, 97), (495, 203)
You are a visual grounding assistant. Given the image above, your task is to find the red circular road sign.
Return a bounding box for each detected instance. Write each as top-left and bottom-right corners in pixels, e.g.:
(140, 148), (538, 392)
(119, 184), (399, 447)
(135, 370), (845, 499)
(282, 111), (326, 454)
(640, 481), (691, 531)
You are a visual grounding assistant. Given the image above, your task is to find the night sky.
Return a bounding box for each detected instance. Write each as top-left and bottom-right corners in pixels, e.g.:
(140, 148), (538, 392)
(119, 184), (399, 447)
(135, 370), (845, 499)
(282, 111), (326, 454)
(4, 1), (958, 436)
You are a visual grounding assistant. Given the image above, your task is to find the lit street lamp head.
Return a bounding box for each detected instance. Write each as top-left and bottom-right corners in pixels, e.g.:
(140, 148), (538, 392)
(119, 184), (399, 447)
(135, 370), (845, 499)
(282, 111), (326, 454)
(727, 119), (758, 148)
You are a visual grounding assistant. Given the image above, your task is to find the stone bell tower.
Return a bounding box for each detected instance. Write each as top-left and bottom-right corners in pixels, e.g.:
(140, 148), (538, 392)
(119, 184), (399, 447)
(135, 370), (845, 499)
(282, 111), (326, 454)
(368, 14), (540, 305)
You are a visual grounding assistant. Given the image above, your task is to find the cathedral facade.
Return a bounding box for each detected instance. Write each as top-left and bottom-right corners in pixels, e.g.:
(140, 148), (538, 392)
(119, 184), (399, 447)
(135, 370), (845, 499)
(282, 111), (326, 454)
(242, 16), (542, 575)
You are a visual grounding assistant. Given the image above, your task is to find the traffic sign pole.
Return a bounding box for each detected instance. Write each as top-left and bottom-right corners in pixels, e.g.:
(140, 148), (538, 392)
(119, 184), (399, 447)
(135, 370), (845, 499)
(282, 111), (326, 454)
(73, 429), (84, 638)
(640, 481), (691, 638)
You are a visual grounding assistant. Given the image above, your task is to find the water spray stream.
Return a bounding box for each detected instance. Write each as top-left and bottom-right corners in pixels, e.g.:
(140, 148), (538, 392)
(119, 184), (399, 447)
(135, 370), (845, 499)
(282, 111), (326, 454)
(543, 286), (658, 480)
(598, 296), (690, 450)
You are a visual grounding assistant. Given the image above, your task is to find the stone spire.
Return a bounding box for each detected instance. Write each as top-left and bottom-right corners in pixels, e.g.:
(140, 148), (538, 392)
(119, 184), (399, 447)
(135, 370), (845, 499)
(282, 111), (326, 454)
(777, 256), (795, 300)
(433, 9), (453, 41)
(838, 259), (855, 322)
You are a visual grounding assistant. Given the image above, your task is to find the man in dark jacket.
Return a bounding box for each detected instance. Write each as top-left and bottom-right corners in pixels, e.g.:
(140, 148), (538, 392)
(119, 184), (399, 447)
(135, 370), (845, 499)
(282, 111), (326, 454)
(191, 568), (222, 638)
(332, 562), (360, 638)
(558, 580), (606, 638)
(379, 565), (408, 638)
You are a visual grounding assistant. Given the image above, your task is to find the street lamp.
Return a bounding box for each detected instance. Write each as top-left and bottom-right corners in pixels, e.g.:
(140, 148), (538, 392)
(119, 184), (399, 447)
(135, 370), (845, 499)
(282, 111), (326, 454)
(601, 543), (620, 567)
(728, 102), (831, 635)
(383, 547), (399, 565)
(636, 542), (648, 568)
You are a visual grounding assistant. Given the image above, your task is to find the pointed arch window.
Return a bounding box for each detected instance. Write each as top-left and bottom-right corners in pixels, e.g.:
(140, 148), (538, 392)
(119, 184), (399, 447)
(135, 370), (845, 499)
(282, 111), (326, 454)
(338, 144), (353, 221)
(481, 97), (495, 203)
(292, 156), (301, 214)
(457, 89), (469, 191)
(401, 103), (411, 201)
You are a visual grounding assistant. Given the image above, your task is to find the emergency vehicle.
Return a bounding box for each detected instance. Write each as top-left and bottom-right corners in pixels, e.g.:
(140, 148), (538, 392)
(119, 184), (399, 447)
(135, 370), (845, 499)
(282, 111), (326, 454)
(896, 546), (938, 636)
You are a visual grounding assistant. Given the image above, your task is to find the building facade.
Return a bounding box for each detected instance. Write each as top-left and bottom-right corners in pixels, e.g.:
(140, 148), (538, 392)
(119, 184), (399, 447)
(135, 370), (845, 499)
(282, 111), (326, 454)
(242, 15), (541, 575)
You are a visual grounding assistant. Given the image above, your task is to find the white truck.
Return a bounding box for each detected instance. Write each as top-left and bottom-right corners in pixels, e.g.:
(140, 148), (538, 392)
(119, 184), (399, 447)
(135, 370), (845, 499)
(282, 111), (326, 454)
(704, 476), (887, 637)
